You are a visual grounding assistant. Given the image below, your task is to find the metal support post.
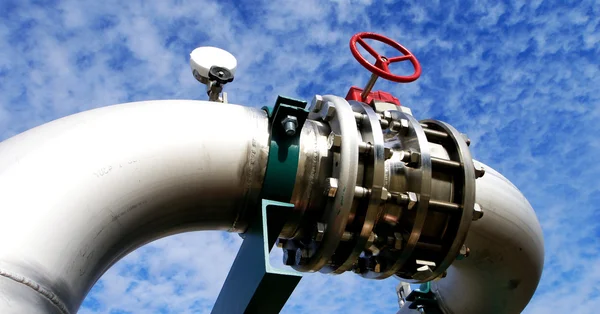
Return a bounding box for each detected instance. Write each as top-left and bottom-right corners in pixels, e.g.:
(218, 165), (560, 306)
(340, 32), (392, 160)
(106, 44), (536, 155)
(211, 200), (303, 314)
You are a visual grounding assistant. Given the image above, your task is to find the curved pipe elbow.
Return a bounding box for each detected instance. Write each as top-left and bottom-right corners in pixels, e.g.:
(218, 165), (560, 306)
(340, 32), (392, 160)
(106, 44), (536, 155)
(0, 100), (270, 313)
(432, 161), (545, 314)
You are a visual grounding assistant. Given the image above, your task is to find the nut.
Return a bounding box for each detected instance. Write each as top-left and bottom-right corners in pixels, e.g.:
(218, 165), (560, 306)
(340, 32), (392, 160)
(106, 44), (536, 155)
(472, 203), (484, 221)
(390, 118), (409, 135)
(461, 133), (471, 146)
(281, 115), (298, 136)
(315, 222), (326, 242)
(310, 94), (323, 112)
(325, 177), (339, 198)
(407, 192), (418, 210)
(459, 244), (470, 258)
(401, 150), (421, 166)
(327, 132), (342, 150)
(474, 163), (486, 178)
(319, 101), (336, 121)
(383, 147), (394, 159)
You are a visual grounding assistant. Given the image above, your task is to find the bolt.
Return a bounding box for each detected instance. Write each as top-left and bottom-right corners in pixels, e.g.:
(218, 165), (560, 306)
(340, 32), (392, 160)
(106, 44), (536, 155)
(472, 203), (484, 221)
(354, 186), (370, 198)
(384, 147), (394, 159)
(380, 187), (390, 202)
(358, 142), (373, 154)
(379, 119), (390, 129)
(401, 150), (421, 166)
(390, 118), (410, 135)
(474, 163), (486, 178)
(354, 112), (366, 125)
(327, 132), (342, 150)
(341, 231), (354, 241)
(319, 101), (336, 121)
(283, 249), (296, 265)
(310, 94), (323, 112)
(457, 244), (470, 260)
(396, 192), (418, 210)
(281, 115), (298, 136)
(325, 177), (339, 197)
(461, 133), (471, 146)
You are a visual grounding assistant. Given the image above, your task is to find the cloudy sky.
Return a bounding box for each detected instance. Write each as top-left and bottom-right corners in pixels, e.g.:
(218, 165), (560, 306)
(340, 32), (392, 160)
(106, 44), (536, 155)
(1, 0), (599, 313)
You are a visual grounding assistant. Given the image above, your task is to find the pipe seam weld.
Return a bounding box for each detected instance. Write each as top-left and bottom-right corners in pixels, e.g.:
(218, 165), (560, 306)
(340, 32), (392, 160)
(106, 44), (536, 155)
(0, 268), (70, 314)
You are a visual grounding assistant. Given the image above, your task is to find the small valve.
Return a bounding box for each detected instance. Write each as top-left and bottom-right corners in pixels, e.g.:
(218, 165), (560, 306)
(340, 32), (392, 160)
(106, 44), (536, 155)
(190, 46), (237, 103)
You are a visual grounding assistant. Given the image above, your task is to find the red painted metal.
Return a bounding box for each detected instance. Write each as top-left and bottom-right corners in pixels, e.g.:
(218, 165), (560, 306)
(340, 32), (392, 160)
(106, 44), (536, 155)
(345, 86), (401, 106)
(349, 32), (421, 83)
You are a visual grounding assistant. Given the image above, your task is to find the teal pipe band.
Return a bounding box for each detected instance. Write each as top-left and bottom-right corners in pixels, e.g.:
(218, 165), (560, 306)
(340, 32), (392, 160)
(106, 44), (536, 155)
(261, 96), (308, 202)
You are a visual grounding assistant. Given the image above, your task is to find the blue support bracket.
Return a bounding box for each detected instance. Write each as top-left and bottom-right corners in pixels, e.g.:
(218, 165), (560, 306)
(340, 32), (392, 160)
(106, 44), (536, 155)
(212, 200), (303, 314)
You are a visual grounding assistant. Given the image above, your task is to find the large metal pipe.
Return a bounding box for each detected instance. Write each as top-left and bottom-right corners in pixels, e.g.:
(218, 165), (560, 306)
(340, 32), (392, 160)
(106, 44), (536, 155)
(431, 161), (544, 314)
(0, 99), (543, 314)
(0, 100), (270, 314)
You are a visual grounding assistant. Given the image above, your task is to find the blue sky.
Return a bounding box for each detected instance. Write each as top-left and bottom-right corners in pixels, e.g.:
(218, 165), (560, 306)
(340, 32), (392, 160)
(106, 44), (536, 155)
(1, 0), (599, 313)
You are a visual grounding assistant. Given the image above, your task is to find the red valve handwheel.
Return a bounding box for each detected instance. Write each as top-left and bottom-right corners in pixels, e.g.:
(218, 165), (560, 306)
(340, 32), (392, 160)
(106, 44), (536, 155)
(349, 32), (421, 83)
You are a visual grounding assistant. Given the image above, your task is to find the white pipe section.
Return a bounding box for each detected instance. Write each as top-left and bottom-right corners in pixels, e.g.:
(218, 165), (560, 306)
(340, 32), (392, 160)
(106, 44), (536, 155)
(0, 100), (270, 314)
(431, 161), (544, 314)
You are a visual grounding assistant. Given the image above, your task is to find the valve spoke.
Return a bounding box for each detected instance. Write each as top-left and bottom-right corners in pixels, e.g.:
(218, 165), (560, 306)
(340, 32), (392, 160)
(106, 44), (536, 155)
(357, 37), (381, 59)
(388, 55), (412, 63)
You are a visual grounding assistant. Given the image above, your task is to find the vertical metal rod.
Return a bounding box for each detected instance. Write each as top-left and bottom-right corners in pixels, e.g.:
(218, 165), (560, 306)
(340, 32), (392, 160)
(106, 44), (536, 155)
(361, 73), (379, 101)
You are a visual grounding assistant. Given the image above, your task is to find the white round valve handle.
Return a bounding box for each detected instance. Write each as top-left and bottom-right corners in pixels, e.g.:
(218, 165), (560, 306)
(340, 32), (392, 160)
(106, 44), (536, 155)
(190, 46), (237, 80)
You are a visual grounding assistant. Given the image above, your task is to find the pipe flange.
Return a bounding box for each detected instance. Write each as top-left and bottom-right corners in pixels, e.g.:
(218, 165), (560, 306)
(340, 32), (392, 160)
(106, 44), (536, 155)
(329, 100), (387, 274)
(417, 119), (476, 282)
(362, 109), (433, 280)
(292, 95), (359, 272)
